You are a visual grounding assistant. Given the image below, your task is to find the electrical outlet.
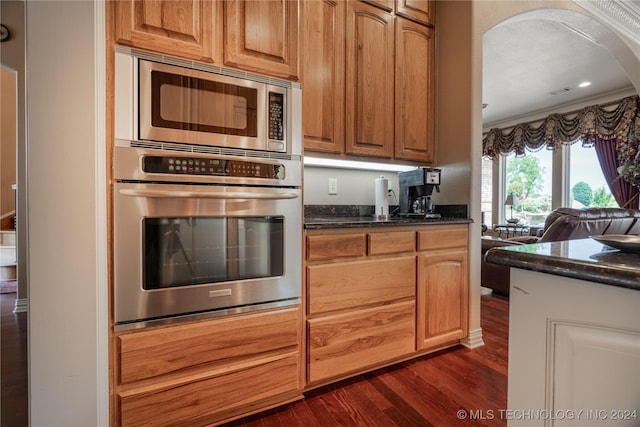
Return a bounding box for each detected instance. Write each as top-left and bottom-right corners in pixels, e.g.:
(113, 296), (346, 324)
(328, 178), (338, 195)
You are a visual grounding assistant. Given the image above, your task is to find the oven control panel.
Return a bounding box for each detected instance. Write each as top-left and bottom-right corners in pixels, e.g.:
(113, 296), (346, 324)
(142, 156), (285, 180)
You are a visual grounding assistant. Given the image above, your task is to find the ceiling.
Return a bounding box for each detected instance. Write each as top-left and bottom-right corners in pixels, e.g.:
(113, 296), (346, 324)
(482, 13), (638, 129)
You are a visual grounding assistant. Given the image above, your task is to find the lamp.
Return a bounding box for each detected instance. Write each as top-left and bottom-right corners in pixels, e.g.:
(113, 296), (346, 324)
(504, 193), (520, 223)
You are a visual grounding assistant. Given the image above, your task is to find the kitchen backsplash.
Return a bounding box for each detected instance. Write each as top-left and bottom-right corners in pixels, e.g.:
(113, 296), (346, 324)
(303, 166), (402, 206)
(305, 204), (395, 218)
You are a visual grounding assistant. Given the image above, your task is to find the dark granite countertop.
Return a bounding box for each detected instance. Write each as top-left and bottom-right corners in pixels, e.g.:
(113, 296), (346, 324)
(304, 215), (472, 229)
(304, 204), (472, 229)
(485, 238), (640, 291)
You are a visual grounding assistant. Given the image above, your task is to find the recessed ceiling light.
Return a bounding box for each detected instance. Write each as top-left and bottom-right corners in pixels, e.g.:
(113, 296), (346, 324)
(578, 81), (592, 88)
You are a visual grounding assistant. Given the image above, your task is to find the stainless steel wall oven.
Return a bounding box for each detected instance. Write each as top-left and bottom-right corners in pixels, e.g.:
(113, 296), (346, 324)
(113, 48), (302, 331)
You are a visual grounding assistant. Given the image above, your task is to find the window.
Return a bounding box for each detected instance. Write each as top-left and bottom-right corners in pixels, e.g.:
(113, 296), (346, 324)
(504, 150), (553, 226)
(568, 144), (618, 208)
(480, 157), (493, 227)
(480, 142), (621, 231)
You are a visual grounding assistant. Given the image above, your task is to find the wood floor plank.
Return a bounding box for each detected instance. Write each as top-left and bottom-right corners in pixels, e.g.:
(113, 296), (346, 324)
(0, 291), (28, 427)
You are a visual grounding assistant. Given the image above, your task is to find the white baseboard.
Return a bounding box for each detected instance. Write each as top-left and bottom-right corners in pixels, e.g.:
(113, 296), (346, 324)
(14, 298), (28, 313)
(460, 327), (485, 349)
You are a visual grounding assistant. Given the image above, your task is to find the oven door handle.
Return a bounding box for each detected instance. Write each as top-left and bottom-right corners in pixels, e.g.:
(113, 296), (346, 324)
(119, 188), (300, 200)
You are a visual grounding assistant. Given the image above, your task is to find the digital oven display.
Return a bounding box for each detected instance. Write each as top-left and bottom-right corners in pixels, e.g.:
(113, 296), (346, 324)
(142, 155), (285, 179)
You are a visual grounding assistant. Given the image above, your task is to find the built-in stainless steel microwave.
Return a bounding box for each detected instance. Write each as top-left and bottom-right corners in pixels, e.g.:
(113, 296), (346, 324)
(114, 46), (302, 155)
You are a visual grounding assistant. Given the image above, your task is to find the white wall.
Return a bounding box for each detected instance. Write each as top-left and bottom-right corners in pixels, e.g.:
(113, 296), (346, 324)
(26, 1), (106, 425)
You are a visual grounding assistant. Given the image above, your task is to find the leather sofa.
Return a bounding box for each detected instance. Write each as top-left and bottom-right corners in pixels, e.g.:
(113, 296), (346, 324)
(481, 207), (640, 296)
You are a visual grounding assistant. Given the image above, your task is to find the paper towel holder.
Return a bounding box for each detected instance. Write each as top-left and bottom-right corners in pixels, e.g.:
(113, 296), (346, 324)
(374, 175), (390, 221)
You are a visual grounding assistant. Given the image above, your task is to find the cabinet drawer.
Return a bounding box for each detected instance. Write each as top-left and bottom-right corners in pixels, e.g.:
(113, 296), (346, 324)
(368, 231), (416, 255)
(119, 353), (300, 427)
(418, 225), (468, 250)
(306, 233), (366, 260)
(307, 301), (415, 383)
(117, 307), (299, 384)
(307, 256), (416, 315)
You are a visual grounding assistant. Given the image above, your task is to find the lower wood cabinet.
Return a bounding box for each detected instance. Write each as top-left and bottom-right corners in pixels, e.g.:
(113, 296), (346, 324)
(304, 224), (469, 386)
(119, 353), (299, 427)
(113, 306), (302, 426)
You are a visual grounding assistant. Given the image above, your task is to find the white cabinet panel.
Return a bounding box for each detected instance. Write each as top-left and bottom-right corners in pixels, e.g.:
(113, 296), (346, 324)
(508, 269), (640, 427)
(551, 322), (640, 426)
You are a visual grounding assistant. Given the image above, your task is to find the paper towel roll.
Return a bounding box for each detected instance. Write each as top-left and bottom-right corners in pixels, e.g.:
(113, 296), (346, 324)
(374, 176), (389, 219)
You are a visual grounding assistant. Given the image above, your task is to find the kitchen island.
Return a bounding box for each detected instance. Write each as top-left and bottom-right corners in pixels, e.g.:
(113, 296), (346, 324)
(485, 239), (640, 426)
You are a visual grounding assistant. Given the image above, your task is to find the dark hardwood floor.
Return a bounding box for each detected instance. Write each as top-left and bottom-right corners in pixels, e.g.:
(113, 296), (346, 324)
(226, 294), (509, 427)
(0, 293), (508, 427)
(1, 291), (28, 427)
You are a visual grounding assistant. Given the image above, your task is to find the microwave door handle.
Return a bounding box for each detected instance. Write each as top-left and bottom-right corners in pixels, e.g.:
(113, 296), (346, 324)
(119, 188), (299, 200)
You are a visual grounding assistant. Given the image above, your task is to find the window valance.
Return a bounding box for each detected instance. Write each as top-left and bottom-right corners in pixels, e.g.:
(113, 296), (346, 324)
(482, 95), (640, 187)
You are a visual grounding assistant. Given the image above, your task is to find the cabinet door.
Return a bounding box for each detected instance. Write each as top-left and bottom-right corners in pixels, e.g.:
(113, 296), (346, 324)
(345, 1), (394, 158)
(301, 0), (346, 154)
(396, 0), (434, 27)
(361, 0), (394, 12)
(113, 0), (215, 62)
(394, 17), (435, 162)
(417, 249), (468, 350)
(224, 0), (299, 80)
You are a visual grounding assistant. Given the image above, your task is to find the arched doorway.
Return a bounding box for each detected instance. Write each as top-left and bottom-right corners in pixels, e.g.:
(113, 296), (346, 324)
(481, 7), (639, 227)
(469, 0), (640, 353)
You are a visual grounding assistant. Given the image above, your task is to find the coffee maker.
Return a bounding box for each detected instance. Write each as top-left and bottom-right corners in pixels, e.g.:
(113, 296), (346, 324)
(398, 167), (441, 218)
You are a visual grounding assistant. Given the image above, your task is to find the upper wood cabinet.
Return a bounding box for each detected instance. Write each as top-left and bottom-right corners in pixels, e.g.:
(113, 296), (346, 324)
(345, 1), (395, 159)
(112, 1), (299, 80)
(113, 0), (215, 63)
(301, 0), (436, 164)
(301, 0), (346, 154)
(223, 0), (300, 80)
(396, 0), (434, 27)
(394, 17), (435, 162)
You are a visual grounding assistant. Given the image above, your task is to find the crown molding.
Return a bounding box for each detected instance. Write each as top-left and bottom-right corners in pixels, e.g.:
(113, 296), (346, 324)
(574, 0), (640, 44)
(483, 86), (637, 131)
